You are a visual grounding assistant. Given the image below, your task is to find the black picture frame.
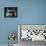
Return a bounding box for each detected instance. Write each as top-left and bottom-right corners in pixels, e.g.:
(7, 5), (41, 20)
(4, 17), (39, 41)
(4, 7), (18, 18)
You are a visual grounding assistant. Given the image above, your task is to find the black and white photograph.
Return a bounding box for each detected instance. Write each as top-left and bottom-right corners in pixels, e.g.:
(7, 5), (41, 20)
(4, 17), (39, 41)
(4, 7), (18, 17)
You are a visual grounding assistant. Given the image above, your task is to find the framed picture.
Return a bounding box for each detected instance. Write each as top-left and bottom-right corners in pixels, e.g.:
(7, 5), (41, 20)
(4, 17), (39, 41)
(4, 7), (18, 18)
(18, 24), (46, 42)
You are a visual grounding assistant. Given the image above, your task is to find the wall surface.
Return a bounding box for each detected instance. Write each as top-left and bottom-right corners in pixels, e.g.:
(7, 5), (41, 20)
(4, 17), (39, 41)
(0, 0), (46, 45)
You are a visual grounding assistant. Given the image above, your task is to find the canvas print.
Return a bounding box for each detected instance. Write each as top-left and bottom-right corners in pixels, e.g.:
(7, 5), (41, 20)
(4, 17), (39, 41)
(4, 7), (18, 17)
(18, 25), (46, 41)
